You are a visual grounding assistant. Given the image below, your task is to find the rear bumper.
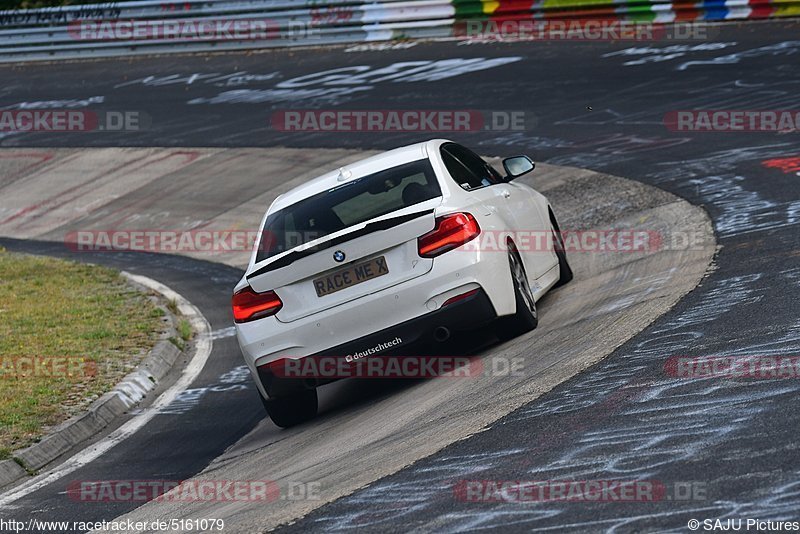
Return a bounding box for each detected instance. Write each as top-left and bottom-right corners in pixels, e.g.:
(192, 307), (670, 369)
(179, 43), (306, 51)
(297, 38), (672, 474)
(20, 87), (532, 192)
(257, 288), (495, 397)
(236, 246), (516, 399)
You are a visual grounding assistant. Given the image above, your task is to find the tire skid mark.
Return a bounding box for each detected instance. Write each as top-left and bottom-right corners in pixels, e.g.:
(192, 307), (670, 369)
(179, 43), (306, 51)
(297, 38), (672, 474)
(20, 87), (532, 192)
(1, 150), (202, 234)
(93, 150), (209, 227)
(93, 150), (242, 231)
(0, 151), (55, 191)
(0, 153), (154, 227)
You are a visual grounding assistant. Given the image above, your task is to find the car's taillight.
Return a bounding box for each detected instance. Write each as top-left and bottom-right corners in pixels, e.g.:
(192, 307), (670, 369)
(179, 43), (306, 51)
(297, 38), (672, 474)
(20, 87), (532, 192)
(232, 286), (283, 323)
(418, 212), (481, 258)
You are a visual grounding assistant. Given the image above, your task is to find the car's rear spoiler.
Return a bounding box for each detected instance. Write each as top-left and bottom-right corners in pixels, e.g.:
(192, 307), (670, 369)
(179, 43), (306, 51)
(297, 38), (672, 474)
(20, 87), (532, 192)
(246, 209), (434, 280)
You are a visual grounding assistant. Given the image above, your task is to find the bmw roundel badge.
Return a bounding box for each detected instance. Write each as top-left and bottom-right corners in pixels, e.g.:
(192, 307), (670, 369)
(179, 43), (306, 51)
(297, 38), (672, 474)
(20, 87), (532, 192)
(333, 250), (346, 263)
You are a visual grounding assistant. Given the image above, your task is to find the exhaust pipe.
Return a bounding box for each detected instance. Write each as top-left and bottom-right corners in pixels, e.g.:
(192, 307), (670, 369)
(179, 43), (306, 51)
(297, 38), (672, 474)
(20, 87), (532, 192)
(434, 326), (451, 343)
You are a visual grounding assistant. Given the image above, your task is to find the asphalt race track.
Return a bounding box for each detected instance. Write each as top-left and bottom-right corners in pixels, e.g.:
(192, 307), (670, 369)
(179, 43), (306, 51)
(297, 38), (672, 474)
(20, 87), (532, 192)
(1, 18), (800, 533)
(0, 150), (713, 531)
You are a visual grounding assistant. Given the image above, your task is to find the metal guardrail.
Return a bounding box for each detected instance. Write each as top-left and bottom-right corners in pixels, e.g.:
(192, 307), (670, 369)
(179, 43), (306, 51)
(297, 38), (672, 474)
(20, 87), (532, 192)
(0, 0), (798, 63)
(0, 0), (458, 62)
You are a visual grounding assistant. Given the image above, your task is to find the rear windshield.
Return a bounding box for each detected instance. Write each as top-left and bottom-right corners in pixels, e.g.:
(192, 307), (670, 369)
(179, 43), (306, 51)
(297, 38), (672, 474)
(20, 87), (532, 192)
(255, 159), (441, 263)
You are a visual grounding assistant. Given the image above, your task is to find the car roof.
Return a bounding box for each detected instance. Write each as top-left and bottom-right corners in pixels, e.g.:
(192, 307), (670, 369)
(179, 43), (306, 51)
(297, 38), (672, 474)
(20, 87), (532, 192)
(269, 139), (448, 212)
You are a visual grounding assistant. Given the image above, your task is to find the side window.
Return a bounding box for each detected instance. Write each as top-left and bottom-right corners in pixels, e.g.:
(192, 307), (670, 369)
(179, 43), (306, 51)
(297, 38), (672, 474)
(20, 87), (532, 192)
(441, 143), (502, 191)
(441, 147), (482, 190)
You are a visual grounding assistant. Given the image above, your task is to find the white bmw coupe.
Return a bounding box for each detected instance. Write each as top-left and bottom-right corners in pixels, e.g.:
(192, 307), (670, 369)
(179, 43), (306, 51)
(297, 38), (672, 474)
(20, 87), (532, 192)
(233, 139), (572, 426)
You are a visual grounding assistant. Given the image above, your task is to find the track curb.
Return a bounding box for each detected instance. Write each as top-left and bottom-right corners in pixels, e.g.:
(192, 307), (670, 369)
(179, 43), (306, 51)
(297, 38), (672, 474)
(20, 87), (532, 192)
(0, 272), (187, 488)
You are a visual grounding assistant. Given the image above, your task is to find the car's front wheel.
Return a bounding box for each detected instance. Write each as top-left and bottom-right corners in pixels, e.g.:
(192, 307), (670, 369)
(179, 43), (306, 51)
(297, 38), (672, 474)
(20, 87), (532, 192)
(260, 388), (318, 428)
(548, 210), (573, 287)
(497, 246), (538, 341)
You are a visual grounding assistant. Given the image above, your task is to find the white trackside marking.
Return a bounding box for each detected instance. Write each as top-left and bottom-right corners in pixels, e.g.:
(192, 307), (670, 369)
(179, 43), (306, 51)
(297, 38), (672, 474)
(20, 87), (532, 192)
(211, 326), (236, 340)
(0, 272), (213, 507)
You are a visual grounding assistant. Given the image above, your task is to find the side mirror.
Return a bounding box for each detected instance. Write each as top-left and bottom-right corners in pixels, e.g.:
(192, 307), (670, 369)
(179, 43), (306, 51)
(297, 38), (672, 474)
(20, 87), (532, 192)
(502, 155), (535, 181)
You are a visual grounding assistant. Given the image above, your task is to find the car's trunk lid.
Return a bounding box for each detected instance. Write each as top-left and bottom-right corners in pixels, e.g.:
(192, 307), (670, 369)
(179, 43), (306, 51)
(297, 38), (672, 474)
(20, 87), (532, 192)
(247, 204), (437, 322)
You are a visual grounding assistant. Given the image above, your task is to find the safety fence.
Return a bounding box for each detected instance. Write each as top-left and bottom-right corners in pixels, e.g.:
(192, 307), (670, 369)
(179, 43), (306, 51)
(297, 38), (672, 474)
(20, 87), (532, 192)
(0, 0), (798, 62)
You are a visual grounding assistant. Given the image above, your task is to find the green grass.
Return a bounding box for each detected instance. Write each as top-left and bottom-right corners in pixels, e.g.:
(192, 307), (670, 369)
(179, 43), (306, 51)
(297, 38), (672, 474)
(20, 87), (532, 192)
(0, 250), (162, 458)
(167, 318), (193, 352)
(177, 318), (192, 342)
(166, 298), (179, 316)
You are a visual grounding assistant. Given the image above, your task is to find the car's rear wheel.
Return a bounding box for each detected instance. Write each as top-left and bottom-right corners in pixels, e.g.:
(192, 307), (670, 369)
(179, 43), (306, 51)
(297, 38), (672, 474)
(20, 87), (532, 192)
(261, 388), (318, 428)
(497, 246), (538, 341)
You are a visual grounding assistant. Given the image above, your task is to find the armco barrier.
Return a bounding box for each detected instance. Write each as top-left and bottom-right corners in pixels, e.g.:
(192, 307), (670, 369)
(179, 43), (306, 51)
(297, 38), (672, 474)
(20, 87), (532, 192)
(0, 0), (798, 62)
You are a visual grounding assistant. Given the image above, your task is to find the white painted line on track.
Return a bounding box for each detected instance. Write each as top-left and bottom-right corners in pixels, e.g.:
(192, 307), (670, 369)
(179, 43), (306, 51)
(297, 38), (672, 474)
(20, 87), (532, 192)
(0, 272), (213, 507)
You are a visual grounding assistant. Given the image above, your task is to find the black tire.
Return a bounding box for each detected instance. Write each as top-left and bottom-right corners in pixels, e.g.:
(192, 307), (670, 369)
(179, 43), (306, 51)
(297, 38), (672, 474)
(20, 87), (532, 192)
(551, 212), (573, 287)
(497, 246), (538, 341)
(260, 388), (318, 428)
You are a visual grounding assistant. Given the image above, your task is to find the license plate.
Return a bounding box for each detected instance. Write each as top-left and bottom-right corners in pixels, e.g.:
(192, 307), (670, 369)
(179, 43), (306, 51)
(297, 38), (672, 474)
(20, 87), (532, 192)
(313, 256), (389, 297)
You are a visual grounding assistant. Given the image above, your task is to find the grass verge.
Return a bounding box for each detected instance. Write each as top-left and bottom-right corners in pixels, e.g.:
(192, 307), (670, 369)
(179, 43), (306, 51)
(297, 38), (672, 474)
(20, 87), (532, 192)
(0, 249), (163, 459)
